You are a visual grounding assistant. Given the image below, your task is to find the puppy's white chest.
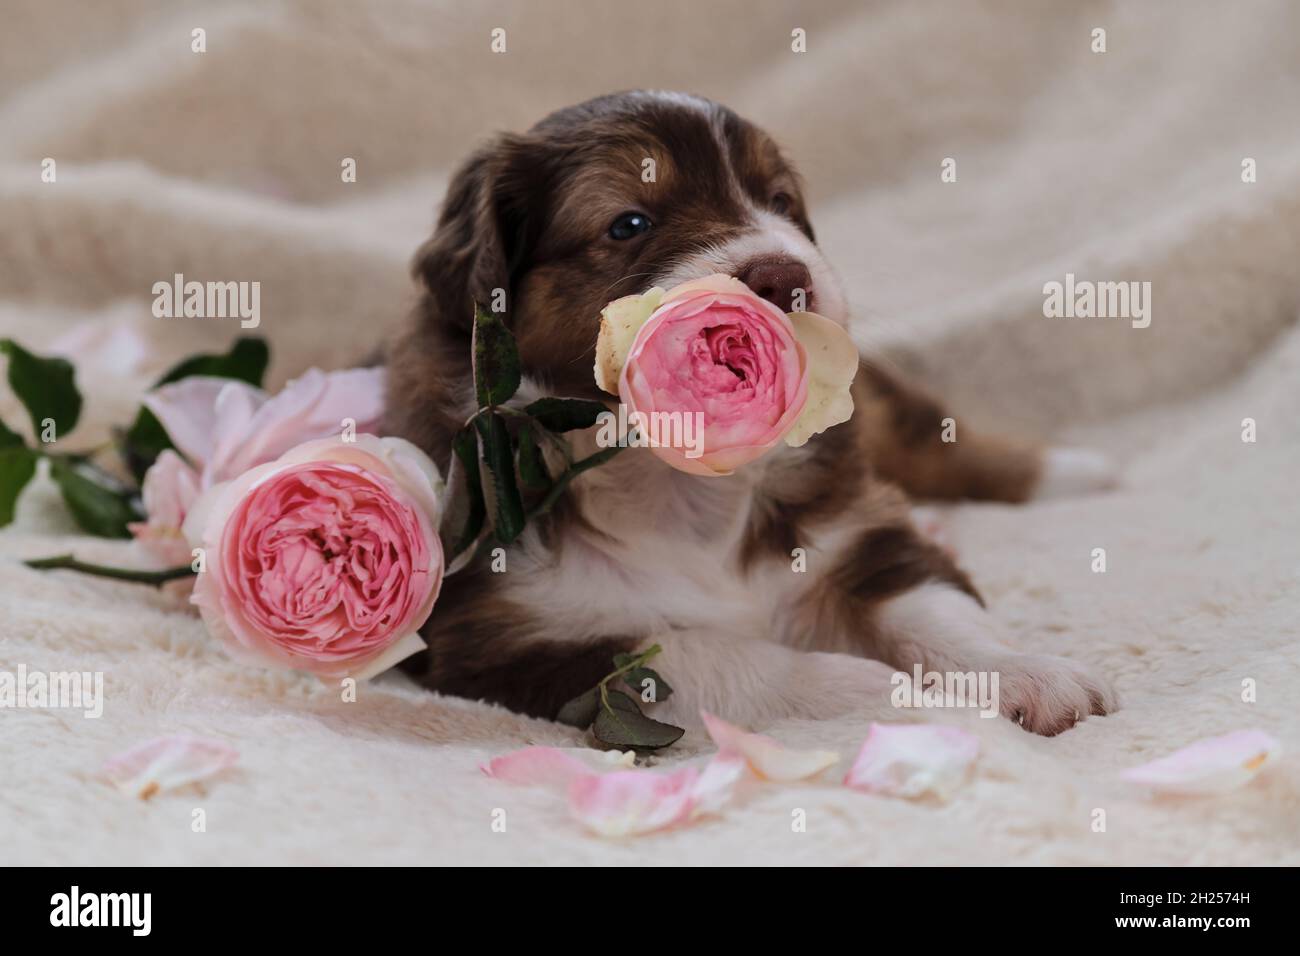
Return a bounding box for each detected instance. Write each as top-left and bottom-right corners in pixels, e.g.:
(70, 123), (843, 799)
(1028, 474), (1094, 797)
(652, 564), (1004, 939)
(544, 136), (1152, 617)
(509, 521), (761, 643)
(504, 454), (774, 642)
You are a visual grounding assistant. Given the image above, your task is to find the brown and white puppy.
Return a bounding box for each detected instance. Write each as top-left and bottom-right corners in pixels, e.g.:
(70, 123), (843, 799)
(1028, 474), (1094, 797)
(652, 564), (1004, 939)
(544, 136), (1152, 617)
(385, 90), (1116, 735)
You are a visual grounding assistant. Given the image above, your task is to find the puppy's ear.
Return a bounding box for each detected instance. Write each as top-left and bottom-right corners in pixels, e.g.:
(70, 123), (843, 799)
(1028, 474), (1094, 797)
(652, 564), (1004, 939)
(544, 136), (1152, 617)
(413, 134), (538, 333)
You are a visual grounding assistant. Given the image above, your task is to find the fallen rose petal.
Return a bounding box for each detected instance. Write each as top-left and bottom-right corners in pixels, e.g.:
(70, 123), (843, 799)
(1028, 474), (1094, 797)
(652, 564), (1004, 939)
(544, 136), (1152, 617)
(482, 746), (638, 792)
(1120, 729), (1282, 796)
(701, 711), (839, 781)
(844, 723), (979, 800)
(481, 747), (592, 790)
(567, 766), (699, 837)
(689, 751), (748, 817)
(101, 735), (238, 799)
(487, 746), (739, 837)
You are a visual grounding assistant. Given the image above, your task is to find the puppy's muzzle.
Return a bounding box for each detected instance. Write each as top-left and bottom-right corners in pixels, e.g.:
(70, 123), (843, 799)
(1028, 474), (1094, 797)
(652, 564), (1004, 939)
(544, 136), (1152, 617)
(738, 256), (812, 313)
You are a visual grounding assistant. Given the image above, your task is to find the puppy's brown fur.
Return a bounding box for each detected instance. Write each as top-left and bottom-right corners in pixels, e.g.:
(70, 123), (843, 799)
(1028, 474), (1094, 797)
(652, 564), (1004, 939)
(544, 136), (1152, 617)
(385, 91), (1112, 734)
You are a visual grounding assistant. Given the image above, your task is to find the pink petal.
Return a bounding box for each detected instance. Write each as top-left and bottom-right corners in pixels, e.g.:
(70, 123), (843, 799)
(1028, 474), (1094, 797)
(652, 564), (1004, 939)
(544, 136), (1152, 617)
(101, 735), (238, 799)
(487, 747), (741, 837)
(567, 767), (699, 837)
(205, 379), (268, 479)
(211, 367), (387, 481)
(1121, 730), (1282, 796)
(144, 376), (259, 470)
(481, 746), (638, 793)
(137, 449), (202, 531)
(844, 723), (979, 800)
(701, 710), (839, 781)
(690, 752), (748, 817)
(481, 747), (592, 791)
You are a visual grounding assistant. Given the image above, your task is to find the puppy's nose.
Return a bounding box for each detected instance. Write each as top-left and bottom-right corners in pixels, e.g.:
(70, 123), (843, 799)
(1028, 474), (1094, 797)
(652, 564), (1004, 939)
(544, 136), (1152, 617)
(737, 258), (812, 313)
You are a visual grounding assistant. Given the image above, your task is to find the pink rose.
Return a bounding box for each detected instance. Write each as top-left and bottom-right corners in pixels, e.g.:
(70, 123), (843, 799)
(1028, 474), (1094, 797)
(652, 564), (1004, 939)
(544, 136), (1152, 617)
(131, 367), (385, 552)
(182, 434), (444, 679)
(594, 275), (858, 476)
(130, 449), (201, 564)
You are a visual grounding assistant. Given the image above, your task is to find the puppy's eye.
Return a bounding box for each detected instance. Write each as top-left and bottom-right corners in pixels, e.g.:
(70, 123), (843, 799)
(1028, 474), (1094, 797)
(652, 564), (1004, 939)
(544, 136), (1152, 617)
(770, 192), (793, 215)
(608, 212), (652, 240)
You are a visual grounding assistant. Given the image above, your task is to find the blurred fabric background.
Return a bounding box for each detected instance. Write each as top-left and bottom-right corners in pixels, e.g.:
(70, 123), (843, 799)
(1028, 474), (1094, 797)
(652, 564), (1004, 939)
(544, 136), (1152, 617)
(2, 1), (1297, 864)
(4, 0), (1299, 429)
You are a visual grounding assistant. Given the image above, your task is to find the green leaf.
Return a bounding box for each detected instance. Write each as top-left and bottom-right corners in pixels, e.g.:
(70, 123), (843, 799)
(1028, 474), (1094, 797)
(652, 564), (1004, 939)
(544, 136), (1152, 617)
(523, 397), (609, 433)
(448, 425), (487, 558)
(475, 412), (524, 544)
(592, 689), (685, 750)
(555, 686), (601, 729)
(121, 337), (270, 481)
(471, 305), (520, 407)
(0, 446), (38, 527)
(48, 458), (139, 538)
(119, 409), (173, 483)
(0, 339), (82, 445)
(516, 422), (550, 492)
(153, 336), (269, 387)
(619, 665), (674, 703)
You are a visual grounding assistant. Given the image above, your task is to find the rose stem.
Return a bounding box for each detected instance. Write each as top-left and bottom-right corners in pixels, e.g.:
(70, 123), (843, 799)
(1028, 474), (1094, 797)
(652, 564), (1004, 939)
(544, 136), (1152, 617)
(23, 554), (197, 586)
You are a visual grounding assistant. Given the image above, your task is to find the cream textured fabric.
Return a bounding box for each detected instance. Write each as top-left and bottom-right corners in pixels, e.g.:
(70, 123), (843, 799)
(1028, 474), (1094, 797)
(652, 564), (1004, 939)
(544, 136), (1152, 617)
(1, 0), (1297, 864)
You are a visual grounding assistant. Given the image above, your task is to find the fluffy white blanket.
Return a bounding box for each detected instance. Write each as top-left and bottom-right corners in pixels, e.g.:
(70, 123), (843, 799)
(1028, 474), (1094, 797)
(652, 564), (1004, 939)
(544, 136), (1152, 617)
(2, 0), (1297, 864)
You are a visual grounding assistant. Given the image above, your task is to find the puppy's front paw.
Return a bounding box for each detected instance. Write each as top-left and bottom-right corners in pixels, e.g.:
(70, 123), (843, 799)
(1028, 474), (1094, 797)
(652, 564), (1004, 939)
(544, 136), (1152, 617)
(1034, 447), (1118, 499)
(994, 653), (1116, 736)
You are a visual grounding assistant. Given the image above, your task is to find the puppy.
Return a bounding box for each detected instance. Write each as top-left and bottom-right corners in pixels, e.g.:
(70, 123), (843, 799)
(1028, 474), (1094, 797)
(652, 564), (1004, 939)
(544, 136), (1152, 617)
(385, 90), (1116, 735)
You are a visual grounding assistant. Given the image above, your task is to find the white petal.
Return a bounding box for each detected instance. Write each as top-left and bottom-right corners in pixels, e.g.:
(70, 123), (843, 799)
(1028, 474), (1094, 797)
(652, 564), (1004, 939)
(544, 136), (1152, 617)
(844, 723), (979, 801)
(482, 746), (639, 793)
(101, 735), (238, 799)
(784, 310), (858, 447)
(567, 766), (698, 837)
(701, 711), (839, 781)
(481, 747), (592, 791)
(1121, 730), (1282, 796)
(593, 287), (663, 394)
(689, 752), (748, 817)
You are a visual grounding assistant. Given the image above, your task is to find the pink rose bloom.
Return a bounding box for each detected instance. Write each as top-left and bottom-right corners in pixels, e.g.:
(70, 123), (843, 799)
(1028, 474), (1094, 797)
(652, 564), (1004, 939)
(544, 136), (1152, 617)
(130, 367), (385, 554)
(182, 434), (444, 680)
(594, 275), (857, 476)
